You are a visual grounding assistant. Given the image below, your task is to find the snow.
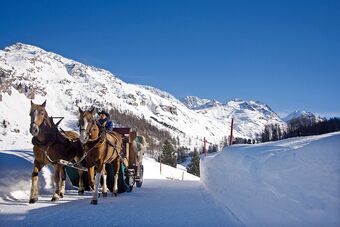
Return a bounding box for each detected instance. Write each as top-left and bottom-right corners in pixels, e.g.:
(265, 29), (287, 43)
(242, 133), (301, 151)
(181, 96), (214, 110)
(1, 129), (340, 226)
(0, 180), (238, 227)
(201, 132), (340, 226)
(144, 157), (199, 181)
(283, 110), (324, 123)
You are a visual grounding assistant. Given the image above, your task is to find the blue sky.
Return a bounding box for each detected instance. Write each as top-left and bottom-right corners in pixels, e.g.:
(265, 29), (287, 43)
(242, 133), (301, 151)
(1, 0), (339, 117)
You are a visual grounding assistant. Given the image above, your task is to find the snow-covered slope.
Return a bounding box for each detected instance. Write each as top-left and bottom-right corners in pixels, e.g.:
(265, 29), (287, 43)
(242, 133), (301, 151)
(181, 96), (216, 110)
(284, 110), (324, 123)
(201, 132), (340, 226)
(0, 43), (286, 149)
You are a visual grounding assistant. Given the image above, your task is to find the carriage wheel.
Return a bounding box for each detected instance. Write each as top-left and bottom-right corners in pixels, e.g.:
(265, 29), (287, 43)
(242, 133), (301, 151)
(136, 165), (144, 188)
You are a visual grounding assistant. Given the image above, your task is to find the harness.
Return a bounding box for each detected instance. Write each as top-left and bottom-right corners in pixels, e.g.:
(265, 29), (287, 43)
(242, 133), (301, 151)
(77, 131), (106, 165)
(32, 117), (57, 164)
(32, 117), (74, 165)
(73, 118), (123, 168)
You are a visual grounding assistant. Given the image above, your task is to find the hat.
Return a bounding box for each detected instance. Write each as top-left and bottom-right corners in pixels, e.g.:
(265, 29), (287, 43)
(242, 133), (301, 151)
(98, 110), (106, 115)
(98, 110), (110, 118)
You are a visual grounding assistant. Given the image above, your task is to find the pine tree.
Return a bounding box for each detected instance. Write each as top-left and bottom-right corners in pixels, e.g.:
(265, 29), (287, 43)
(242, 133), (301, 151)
(187, 149), (200, 177)
(161, 140), (177, 168)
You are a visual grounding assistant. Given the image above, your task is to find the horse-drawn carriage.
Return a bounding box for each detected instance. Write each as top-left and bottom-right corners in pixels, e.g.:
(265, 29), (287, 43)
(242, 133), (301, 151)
(28, 100), (145, 204)
(65, 127), (144, 193)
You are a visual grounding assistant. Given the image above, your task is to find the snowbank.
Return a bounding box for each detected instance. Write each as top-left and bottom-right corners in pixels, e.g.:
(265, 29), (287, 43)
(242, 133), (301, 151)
(201, 132), (340, 226)
(0, 150), (55, 201)
(144, 157), (199, 181)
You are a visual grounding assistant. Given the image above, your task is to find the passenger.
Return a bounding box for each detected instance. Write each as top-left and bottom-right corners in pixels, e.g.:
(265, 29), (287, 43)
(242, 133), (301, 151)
(98, 110), (113, 131)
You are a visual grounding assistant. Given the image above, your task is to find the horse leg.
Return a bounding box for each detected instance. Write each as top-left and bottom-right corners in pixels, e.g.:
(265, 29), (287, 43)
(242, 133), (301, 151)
(90, 164), (103, 205)
(78, 169), (85, 195)
(59, 166), (66, 198)
(113, 158), (120, 197)
(88, 166), (95, 191)
(29, 159), (41, 204)
(51, 164), (61, 201)
(74, 156), (85, 195)
(102, 164), (108, 197)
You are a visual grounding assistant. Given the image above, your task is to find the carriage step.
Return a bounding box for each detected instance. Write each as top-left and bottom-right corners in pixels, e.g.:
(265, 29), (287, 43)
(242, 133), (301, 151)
(57, 159), (88, 171)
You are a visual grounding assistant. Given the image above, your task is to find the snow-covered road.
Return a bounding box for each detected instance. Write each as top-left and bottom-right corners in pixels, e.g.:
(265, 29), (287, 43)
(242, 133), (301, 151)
(0, 149), (239, 226)
(0, 179), (239, 227)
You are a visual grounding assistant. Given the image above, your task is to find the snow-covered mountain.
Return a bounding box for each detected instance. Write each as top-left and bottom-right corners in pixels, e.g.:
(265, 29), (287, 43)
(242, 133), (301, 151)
(181, 96), (219, 110)
(283, 110), (324, 123)
(0, 43), (286, 149)
(183, 97), (286, 139)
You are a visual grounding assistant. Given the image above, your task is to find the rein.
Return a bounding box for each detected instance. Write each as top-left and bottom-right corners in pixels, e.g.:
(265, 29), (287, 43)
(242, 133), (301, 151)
(76, 133), (105, 166)
(75, 129), (122, 167)
(74, 119), (105, 166)
(43, 146), (56, 164)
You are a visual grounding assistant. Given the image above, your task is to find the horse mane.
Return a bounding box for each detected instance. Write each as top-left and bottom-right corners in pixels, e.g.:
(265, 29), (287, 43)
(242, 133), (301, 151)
(41, 108), (52, 128)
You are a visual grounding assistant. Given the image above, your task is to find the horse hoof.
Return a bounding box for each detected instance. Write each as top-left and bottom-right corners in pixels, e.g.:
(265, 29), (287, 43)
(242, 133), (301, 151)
(113, 192), (118, 197)
(59, 192), (64, 198)
(90, 199), (98, 205)
(51, 196), (59, 202)
(78, 190), (85, 195)
(102, 192), (108, 197)
(29, 198), (38, 204)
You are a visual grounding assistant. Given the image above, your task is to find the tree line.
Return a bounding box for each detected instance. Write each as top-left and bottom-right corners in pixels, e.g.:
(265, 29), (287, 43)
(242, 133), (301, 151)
(285, 117), (340, 138)
(261, 118), (340, 142)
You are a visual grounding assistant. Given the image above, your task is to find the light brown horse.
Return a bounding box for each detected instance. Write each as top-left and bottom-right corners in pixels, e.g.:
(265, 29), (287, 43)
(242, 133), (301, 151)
(29, 100), (85, 203)
(78, 107), (123, 205)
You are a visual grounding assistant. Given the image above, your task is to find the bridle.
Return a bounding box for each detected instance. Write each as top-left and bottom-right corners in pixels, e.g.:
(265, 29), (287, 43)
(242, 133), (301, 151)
(30, 108), (49, 137)
(79, 115), (100, 142)
(75, 115), (105, 166)
(30, 108), (58, 164)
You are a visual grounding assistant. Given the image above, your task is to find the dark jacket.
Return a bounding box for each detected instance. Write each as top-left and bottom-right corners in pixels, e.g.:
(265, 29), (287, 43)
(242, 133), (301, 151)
(98, 118), (113, 131)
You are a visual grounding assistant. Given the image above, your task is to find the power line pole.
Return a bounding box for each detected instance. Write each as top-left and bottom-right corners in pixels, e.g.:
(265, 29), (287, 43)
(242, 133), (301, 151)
(203, 137), (207, 158)
(229, 118), (234, 146)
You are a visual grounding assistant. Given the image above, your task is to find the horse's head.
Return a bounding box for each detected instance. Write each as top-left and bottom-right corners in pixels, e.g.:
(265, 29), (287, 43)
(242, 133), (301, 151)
(29, 100), (47, 137)
(78, 107), (98, 144)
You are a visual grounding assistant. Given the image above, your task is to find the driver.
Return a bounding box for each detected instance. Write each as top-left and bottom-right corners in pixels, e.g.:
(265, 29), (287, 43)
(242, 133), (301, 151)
(98, 110), (113, 131)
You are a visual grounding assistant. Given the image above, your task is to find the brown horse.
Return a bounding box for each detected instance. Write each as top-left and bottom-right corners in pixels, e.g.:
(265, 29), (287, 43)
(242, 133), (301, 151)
(29, 100), (85, 203)
(78, 107), (123, 205)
